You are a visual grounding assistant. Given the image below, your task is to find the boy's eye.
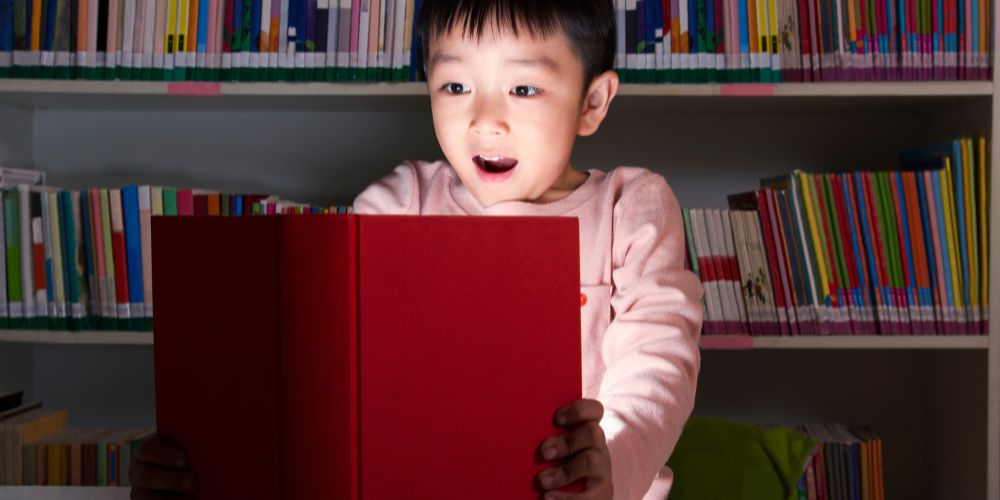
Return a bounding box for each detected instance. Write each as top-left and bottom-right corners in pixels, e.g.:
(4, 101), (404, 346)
(443, 83), (470, 94)
(511, 86), (540, 97)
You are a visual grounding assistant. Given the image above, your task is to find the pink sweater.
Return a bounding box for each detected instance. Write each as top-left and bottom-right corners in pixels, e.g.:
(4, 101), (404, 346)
(354, 161), (703, 500)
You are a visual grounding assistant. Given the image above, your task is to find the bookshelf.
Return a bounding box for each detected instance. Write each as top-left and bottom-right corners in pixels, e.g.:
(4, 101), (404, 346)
(0, 78), (995, 499)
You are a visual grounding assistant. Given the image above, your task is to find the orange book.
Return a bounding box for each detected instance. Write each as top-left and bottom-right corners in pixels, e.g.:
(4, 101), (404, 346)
(207, 194), (220, 216)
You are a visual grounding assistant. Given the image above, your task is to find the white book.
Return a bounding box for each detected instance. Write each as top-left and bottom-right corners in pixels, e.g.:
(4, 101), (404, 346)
(721, 212), (749, 331)
(707, 209), (738, 332)
(356, 0), (370, 72)
(17, 185), (34, 322)
(123, 0), (137, 68)
(325, 0), (339, 69)
(690, 210), (723, 332)
(390, 0), (404, 72)
(615, 0), (625, 71)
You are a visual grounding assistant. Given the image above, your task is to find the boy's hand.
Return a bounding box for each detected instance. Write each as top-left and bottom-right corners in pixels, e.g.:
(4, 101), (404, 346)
(536, 399), (613, 500)
(129, 434), (198, 500)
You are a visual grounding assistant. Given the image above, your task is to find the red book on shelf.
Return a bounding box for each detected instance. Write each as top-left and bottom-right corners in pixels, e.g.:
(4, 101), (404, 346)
(153, 214), (582, 500)
(109, 190), (132, 327)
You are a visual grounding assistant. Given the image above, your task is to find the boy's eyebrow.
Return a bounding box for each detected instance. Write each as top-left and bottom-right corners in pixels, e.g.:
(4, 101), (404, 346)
(429, 53), (464, 68)
(502, 57), (559, 70)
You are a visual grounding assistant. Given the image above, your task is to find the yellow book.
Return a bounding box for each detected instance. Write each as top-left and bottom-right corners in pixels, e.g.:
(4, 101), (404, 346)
(46, 443), (60, 485)
(941, 164), (965, 316)
(963, 139), (980, 325)
(166, 0), (177, 54)
(2, 408), (68, 485)
(978, 137), (989, 317)
(798, 172), (831, 321)
(99, 190), (118, 323)
(30, 0), (42, 51)
(178, 0), (189, 54)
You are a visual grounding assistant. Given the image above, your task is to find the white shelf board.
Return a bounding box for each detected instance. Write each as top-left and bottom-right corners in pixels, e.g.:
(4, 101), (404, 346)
(0, 79), (990, 113)
(701, 334), (990, 350)
(0, 487), (131, 499)
(0, 330), (153, 345)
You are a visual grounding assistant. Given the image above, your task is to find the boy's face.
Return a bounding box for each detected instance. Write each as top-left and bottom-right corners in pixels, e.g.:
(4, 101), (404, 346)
(426, 25), (609, 206)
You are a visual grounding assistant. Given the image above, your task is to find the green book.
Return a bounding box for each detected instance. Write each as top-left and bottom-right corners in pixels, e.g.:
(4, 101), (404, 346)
(0, 189), (7, 329)
(4, 189), (23, 330)
(96, 441), (108, 485)
(220, 194), (230, 216)
(98, 190), (118, 332)
(163, 189), (178, 216)
(22, 442), (35, 484)
(3, 187), (19, 329)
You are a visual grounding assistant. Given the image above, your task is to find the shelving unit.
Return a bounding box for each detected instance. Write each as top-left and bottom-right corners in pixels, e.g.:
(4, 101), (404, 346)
(0, 74), (995, 498)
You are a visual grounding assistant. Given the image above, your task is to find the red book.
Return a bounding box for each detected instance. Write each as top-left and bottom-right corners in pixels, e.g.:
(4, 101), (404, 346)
(153, 215), (582, 500)
(109, 190), (132, 329)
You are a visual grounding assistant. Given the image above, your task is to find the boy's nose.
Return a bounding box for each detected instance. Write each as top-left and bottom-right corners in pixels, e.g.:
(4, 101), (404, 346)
(469, 94), (510, 137)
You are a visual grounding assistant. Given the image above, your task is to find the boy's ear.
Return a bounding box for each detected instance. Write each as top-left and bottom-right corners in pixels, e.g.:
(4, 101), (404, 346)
(578, 70), (619, 137)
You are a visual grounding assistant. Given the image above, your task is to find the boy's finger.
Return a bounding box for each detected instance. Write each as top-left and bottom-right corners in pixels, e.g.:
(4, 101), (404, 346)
(537, 449), (608, 491)
(128, 460), (198, 493)
(130, 486), (194, 500)
(133, 435), (189, 469)
(554, 399), (604, 426)
(540, 421), (606, 461)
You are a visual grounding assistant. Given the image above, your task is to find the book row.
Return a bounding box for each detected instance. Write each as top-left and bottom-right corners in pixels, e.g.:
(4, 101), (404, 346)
(614, 0), (994, 83)
(0, 179), (353, 332)
(682, 136), (989, 336)
(0, 393), (150, 487)
(797, 424), (884, 500)
(0, 0), (427, 82)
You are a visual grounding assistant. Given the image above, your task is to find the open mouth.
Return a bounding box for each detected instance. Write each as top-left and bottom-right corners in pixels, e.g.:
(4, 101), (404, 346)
(473, 155), (518, 173)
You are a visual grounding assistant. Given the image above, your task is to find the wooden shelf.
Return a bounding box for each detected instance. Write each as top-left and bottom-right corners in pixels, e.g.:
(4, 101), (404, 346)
(701, 334), (990, 350)
(0, 79), (989, 112)
(0, 330), (152, 345)
(0, 487), (131, 499)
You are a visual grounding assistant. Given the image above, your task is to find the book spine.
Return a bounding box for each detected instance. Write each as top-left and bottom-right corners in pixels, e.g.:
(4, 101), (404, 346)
(98, 189), (117, 330)
(108, 189), (130, 330)
(122, 186), (145, 330)
(138, 186), (153, 330)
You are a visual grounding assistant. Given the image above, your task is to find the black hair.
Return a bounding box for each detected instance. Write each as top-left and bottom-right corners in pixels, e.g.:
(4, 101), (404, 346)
(415, 0), (616, 88)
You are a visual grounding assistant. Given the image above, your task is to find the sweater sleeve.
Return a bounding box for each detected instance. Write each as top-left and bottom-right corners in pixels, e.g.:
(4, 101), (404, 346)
(599, 175), (704, 500)
(352, 162), (420, 215)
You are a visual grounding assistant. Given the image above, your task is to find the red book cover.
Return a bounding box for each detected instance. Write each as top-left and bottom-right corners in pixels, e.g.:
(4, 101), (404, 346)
(829, 175), (861, 334)
(154, 215), (581, 500)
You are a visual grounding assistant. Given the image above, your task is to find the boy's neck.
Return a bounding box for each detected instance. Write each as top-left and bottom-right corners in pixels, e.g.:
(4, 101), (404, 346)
(530, 164), (590, 205)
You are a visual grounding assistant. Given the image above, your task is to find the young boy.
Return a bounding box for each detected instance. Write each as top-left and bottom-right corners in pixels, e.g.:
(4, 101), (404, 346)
(130, 1), (703, 499)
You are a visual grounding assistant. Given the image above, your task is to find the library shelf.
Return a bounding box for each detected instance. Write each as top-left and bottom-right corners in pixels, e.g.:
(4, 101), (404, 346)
(0, 487), (131, 499)
(700, 334), (991, 350)
(0, 330), (153, 345)
(0, 80), (990, 113)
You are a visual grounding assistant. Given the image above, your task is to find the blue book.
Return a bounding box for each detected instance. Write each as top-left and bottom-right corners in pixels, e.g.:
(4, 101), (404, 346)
(853, 173), (884, 333)
(893, 173), (919, 332)
(59, 192), (81, 331)
(235, 195), (243, 216)
(409, 0), (420, 81)
(652, 0), (663, 82)
(688, 0), (697, 82)
(636, 0), (645, 82)
(249, 0), (261, 81)
(931, 165), (957, 333)
(337, 206), (346, 213)
(841, 175), (871, 333)
(196, 0), (209, 80)
(736, 0), (748, 82)
(121, 187), (145, 331)
(914, 173), (939, 333)
(776, 190), (813, 333)
(295, 0), (306, 81)
(80, 190), (97, 329)
(644, 0), (655, 82)
(0, 0), (11, 77)
(705, 0), (714, 83)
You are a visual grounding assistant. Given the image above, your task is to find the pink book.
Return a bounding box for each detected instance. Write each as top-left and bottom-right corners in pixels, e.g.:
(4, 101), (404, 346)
(106, 0), (120, 73)
(923, 171), (949, 333)
(367, 0), (380, 72)
(177, 189), (194, 216)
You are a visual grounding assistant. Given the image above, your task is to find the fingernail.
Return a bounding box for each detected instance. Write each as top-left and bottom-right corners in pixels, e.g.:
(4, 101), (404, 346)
(541, 475), (554, 488)
(556, 414), (567, 425)
(542, 447), (557, 460)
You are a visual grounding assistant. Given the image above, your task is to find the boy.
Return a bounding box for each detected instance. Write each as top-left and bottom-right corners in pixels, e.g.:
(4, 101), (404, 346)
(130, 1), (703, 499)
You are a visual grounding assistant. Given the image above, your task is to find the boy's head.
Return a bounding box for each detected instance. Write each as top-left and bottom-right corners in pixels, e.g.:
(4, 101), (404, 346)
(416, 0), (619, 207)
